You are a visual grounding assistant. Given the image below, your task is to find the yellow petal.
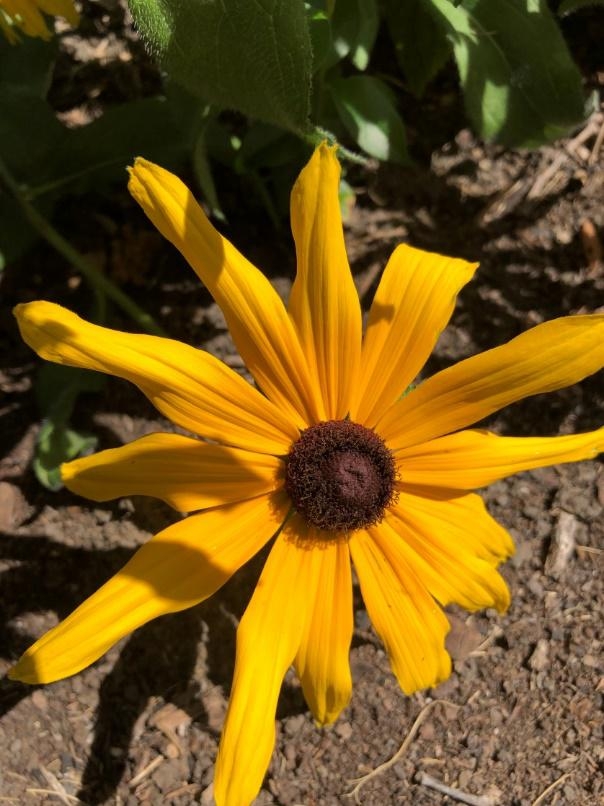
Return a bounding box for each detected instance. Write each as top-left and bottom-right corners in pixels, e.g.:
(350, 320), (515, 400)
(377, 315), (604, 450)
(62, 432), (284, 511)
(128, 158), (319, 427)
(14, 301), (298, 455)
(397, 427), (604, 489)
(288, 143), (362, 419)
(292, 518), (353, 725)
(349, 528), (451, 695)
(9, 492), (289, 684)
(350, 245), (477, 426)
(383, 498), (511, 613)
(395, 486), (515, 564)
(214, 529), (330, 806)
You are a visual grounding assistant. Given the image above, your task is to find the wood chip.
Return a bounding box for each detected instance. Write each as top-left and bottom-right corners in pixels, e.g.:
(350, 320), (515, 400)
(580, 218), (603, 276)
(148, 703), (191, 757)
(545, 511), (578, 577)
(445, 615), (484, 661)
(528, 638), (549, 672)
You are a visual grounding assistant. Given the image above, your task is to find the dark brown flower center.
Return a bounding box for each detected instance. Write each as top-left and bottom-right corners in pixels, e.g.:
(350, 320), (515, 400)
(284, 420), (396, 533)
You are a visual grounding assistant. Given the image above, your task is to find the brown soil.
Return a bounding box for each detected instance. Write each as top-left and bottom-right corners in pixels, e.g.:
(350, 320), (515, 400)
(1, 8), (604, 806)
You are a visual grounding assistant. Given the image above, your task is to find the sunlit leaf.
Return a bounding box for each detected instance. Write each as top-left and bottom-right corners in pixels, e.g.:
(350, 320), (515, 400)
(330, 75), (408, 163)
(326, 0), (378, 69)
(423, 0), (586, 146)
(351, 0), (379, 70)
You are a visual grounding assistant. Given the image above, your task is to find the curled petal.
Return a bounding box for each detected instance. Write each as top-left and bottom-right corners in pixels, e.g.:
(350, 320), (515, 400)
(62, 432), (284, 511)
(14, 301), (297, 454)
(128, 158), (319, 427)
(9, 492), (289, 685)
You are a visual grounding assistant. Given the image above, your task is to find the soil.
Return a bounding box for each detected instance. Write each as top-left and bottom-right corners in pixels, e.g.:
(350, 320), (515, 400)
(1, 5), (604, 806)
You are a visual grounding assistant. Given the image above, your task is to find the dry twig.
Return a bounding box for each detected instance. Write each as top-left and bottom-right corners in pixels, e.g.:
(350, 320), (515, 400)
(128, 754), (163, 787)
(418, 772), (498, 806)
(26, 766), (83, 805)
(589, 115), (604, 165)
(530, 771), (572, 806)
(345, 699), (460, 802)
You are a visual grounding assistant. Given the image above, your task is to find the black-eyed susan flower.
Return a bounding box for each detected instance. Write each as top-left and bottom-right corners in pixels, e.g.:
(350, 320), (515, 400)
(0, 0), (78, 42)
(11, 144), (604, 806)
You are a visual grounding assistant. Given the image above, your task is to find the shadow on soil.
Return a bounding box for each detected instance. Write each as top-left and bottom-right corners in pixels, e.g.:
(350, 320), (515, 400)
(0, 527), (308, 804)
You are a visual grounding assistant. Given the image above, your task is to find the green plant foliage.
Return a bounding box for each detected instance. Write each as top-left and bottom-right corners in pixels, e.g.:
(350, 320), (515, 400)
(350, 0), (379, 70)
(327, 0), (379, 69)
(0, 57), (205, 266)
(33, 364), (104, 491)
(306, 3), (332, 72)
(384, 0), (452, 95)
(330, 75), (408, 162)
(558, 0), (604, 13)
(0, 35), (57, 96)
(33, 422), (98, 491)
(423, 0), (587, 146)
(129, 0), (313, 134)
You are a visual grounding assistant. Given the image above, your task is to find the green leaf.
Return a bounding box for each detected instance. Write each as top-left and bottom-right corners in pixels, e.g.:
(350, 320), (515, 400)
(306, 3), (333, 72)
(33, 364), (104, 491)
(326, 0), (378, 69)
(36, 364), (104, 424)
(383, 0), (452, 95)
(0, 82), (201, 264)
(350, 0), (379, 70)
(423, 0), (586, 146)
(33, 421), (97, 491)
(0, 35), (57, 98)
(338, 177), (355, 221)
(0, 193), (46, 270)
(330, 75), (408, 163)
(49, 95), (198, 192)
(0, 89), (65, 181)
(559, 0), (604, 13)
(128, 0), (313, 134)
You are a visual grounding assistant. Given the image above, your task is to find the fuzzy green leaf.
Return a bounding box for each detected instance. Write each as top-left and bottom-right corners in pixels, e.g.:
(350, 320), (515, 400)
(129, 0), (313, 133)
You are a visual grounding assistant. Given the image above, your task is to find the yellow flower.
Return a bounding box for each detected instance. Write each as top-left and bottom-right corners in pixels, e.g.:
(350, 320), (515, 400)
(11, 144), (604, 806)
(0, 0), (78, 42)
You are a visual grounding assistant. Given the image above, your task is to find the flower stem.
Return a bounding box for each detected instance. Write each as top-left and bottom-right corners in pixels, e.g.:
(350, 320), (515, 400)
(0, 158), (168, 338)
